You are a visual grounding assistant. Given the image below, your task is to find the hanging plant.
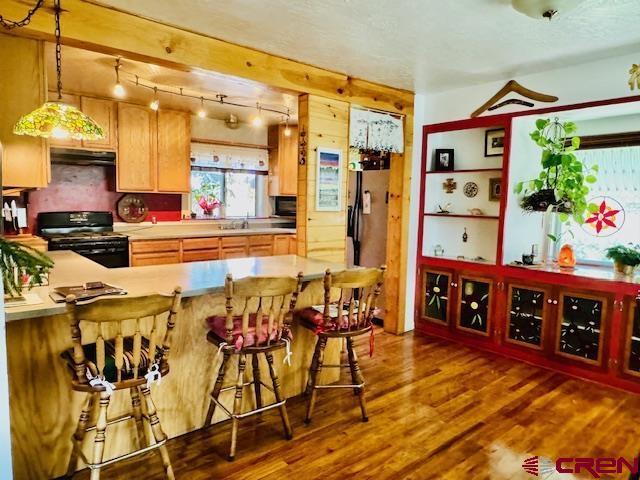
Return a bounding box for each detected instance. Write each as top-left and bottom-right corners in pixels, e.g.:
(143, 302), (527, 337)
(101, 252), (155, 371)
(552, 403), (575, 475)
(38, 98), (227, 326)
(0, 238), (54, 298)
(514, 117), (598, 225)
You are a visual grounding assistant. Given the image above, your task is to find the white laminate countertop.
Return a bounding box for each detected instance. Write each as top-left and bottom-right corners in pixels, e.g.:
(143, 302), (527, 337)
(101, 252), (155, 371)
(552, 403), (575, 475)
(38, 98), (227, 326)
(118, 225), (296, 241)
(4, 251), (344, 322)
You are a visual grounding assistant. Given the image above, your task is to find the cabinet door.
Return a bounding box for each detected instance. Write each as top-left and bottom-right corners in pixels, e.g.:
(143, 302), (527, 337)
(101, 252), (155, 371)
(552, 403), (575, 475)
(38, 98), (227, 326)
(273, 235), (290, 255)
(456, 275), (493, 336)
(288, 236), (297, 255)
(0, 36), (49, 188)
(279, 125), (298, 195)
(421, 269), (452, 325)
(221, 246), (248, 259)
(182, 249), (219, 262)
(555, 291), (608, 366)
(117, 103), (156, 192)
(48, 93), (82, 149)
(249, 245), (273, 257)
(80, 97), (117, 150)
(131, 251), (181, 266)
(157, 110), (191, 193)
(505, 284), (551, 350)
(623, 298), (640, 377)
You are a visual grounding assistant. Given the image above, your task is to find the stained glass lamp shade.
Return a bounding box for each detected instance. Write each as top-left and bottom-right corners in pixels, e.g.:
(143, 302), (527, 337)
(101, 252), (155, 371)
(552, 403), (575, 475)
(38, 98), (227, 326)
(13, 101), (105, 140)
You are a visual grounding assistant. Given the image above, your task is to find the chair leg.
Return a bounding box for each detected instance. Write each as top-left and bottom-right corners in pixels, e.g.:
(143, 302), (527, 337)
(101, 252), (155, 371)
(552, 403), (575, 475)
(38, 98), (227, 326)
(252, 353), (263, 412)
(140, 386), (175, 480)
(346, 337), (368, 422)
(89, 392), (111, 480)
(205, 350), (231, 427)
(66, 392), (94, 478)
(229, 353), (247, 461)
(346, 339), (360, 396)
(130, 386), (147, 448)
(304, 338), (321, 397)
(304, 336), (328, 425)
(265, 351), (293, 440)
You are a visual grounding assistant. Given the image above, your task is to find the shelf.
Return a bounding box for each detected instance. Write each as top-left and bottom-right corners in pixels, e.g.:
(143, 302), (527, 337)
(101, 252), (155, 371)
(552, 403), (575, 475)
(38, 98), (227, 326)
(424, 213), (500, 220)
(425, 168), (503, 175)
(422, 255), (496, 266)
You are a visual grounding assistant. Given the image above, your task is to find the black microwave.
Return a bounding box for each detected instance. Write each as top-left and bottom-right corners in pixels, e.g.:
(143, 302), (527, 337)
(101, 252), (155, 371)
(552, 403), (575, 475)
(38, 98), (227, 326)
(274, 196), (296, 217)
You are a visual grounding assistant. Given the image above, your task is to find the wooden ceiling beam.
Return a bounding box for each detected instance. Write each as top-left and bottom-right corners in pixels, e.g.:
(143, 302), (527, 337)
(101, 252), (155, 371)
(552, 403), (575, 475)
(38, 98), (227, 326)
(2, 0), (413, 115)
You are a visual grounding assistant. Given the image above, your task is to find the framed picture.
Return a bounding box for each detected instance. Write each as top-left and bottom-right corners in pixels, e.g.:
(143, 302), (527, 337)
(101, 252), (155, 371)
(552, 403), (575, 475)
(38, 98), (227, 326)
(316, 147), (343, 211)
(489, 177), (502, 202)
(485, 128), (505, 157)
(434, 149), (455, 171)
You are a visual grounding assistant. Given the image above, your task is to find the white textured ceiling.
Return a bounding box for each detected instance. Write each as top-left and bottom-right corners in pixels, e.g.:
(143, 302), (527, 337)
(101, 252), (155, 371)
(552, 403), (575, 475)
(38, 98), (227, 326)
(95, 0), (640, 93)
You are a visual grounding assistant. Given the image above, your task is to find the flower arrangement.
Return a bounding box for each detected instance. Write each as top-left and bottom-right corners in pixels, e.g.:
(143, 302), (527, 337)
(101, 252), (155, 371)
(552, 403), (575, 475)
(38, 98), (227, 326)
(605, 244), (640, 275)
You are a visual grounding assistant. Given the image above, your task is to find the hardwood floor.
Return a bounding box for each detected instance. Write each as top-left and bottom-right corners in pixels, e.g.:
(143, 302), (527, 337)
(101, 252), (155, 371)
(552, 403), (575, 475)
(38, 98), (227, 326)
(71, 332), (640, 479)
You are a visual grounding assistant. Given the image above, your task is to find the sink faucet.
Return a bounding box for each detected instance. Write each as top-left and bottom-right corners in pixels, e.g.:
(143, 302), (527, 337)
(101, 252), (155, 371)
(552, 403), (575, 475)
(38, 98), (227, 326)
(242, 215), (249, 229)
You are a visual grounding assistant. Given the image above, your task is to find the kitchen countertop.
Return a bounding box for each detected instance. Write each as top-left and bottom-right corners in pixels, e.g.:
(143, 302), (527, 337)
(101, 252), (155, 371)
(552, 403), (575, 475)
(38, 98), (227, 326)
(4, 251), (343, 322)
(119, 225), (296, 241)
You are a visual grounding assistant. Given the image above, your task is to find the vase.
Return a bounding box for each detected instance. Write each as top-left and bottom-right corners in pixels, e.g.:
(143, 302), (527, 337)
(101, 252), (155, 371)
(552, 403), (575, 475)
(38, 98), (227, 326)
(614, 261), (637, 276)
(540, 207), (559, 266)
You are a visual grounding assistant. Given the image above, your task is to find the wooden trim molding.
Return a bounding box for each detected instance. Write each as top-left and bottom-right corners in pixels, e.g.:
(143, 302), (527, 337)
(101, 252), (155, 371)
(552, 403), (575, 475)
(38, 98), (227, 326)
(572, 131), (640, 150)
(191, 138), (271, 150)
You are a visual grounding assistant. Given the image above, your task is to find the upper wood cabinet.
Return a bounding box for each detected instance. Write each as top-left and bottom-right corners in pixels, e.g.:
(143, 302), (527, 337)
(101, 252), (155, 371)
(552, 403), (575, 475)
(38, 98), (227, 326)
(0, 35), (49, 188)
(268, 124), (298, 196)
(157, 110), (191, 193)
(80, 97), (117, 150)
(117, 103), (157, 192)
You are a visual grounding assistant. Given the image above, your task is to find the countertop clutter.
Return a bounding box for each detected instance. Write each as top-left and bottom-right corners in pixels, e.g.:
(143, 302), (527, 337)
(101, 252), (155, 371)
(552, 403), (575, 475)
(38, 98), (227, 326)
(4, 251), (341, 321)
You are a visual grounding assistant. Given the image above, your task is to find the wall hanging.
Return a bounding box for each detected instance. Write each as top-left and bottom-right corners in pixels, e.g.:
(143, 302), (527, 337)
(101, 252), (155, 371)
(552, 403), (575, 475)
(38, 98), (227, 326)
(349, 107), (404, 153)
(316, 148), (343, 211)
(471, 80), (558, 118)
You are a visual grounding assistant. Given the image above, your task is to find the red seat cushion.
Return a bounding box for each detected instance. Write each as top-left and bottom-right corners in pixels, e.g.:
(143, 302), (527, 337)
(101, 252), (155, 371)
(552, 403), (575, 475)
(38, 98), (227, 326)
(206, 314), (290, 350)
(294, 307), (350, 332)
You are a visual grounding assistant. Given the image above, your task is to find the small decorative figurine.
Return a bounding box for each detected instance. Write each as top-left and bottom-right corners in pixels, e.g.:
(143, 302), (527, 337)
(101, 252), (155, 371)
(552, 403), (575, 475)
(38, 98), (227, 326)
(437, 203), (452, 214)
(462, 228), (468, 243)
(630, 64), (640, 90)
(463, 182), (478, 198)
(442, 178), (457, 194)
(434, 244), (445, 256)
(558, 244), (576, 268)
(468, 208), (484, 216)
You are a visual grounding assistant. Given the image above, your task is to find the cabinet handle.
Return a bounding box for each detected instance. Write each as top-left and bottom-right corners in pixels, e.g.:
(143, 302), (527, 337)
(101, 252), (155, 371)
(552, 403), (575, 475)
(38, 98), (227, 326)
(547, 299), (553, 304)
(615, 300), (624, 312)
(450, 282), (458, 288)
(553, 299), (558, 305)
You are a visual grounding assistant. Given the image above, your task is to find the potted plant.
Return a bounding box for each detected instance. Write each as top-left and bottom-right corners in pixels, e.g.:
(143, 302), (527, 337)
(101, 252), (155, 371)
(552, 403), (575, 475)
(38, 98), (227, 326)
(605, 244), (640, 276)
(1, 238), (54, 298)
(514, 118), (598, 225)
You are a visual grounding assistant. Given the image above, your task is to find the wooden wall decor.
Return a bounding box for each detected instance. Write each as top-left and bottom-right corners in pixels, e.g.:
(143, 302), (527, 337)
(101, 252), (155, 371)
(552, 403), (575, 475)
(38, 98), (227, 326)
(470, 80), (558, 118)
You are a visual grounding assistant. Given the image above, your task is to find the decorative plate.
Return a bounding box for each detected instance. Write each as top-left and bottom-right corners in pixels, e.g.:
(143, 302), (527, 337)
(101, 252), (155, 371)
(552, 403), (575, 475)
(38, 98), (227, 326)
(117, 194), (149, 223)
(463, 182), (478, 198)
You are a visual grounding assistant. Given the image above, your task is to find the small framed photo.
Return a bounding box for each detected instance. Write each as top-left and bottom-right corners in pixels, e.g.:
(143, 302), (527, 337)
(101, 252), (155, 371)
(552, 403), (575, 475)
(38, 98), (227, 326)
(434, 149), (455, 171)
(489, 177), (502, 202)
(485, 128), (505, 157)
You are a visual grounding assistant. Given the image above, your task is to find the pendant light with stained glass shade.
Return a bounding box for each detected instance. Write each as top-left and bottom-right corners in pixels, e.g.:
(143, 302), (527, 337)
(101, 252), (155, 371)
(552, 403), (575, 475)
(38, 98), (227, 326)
(12, 0), (105, 140)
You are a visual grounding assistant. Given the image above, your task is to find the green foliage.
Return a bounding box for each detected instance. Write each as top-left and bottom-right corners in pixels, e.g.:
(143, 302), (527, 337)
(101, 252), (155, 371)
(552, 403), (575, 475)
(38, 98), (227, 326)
(0, 238), (54, 297)
(605, 244), (640, 267)
(514, 117), (598, 226)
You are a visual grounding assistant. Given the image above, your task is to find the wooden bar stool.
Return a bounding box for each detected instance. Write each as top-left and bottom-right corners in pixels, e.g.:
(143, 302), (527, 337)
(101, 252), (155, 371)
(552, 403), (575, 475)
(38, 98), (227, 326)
(63, 287), (182, 480)
(296, 266), (385, 424)
(203, 273), (303, 460)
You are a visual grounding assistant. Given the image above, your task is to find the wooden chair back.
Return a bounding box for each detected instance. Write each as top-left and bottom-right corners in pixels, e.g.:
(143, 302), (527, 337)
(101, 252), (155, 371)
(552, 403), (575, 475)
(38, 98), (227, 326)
(224, 273), (303, 347)
(322, 266), (386, 331)
(65, 287), (182, 386)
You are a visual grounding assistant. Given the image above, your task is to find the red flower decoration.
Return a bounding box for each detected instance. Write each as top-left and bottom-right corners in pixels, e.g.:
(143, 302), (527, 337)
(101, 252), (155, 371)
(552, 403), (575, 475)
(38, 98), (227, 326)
(584, 200), (620, 234)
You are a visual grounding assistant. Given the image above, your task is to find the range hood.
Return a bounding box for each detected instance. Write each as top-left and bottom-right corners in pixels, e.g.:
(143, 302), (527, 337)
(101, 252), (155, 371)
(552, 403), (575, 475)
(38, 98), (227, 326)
(51, 148), (116, 166)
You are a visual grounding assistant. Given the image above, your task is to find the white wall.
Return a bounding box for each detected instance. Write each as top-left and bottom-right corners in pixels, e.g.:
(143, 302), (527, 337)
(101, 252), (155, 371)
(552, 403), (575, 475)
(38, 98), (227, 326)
(405, 52), (640, 330)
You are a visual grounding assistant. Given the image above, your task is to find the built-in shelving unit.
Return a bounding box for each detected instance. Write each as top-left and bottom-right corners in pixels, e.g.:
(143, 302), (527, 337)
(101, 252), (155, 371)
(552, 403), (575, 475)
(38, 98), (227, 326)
(425, 167), (503, 175)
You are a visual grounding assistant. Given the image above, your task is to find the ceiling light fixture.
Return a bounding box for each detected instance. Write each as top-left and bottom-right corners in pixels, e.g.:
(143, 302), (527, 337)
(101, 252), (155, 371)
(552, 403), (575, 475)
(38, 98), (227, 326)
(12, 0), (105, 140)
(511, 0), (585, 20)
(150, 87), (160, 111)
(283, 110), (292, 137)
(251, 104), (264, 127)
(197, 97), (207, 118)
(113, 58), (125, 98)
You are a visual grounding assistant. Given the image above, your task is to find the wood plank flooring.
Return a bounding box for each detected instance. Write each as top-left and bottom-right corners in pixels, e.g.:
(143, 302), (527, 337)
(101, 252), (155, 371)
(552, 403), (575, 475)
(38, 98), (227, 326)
(70, 332), (640, 479)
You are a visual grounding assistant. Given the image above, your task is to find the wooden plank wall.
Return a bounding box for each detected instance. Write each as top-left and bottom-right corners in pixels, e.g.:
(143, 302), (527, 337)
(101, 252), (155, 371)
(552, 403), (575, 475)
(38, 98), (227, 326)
(297, 95), (349, 264)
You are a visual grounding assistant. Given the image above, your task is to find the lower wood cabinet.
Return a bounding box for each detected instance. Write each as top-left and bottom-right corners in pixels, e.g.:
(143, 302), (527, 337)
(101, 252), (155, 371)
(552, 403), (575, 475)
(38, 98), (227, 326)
(456, 275), (493, 336)
(624, 298), (640, 377)
(130, 234), (295, 266)
(421, 269), (452, 325)
(505, 283), (551, 350)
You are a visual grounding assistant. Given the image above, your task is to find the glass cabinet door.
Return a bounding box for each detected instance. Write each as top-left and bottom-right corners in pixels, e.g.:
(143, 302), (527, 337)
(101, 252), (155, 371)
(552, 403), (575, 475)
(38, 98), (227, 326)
(456, 276), (492, 336)
(556, 292), (608, 365)
(506, 285), (549, 349)
(624, 298), (640, 376)
(422, 270), (451, 324)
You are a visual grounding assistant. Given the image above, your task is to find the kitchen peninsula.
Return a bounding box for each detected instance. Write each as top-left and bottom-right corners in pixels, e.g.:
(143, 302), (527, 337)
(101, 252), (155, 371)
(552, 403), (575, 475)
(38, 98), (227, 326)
(6, 252), (344, 479)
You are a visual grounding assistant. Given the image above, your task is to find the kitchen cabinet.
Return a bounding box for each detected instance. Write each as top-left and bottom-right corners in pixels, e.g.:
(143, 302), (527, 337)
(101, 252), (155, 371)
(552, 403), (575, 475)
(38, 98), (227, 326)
(130, 239), (180, 266)
(268, 124), (298, 196)
(0, 36), (50, 189)
(182, 237), (220, 262)
(221, 236), (249, 259)
(456, 275), (494, 336)
(288, 235), (297, 255)
(504, 282), (552, 351)
(248, 235), (273, 257)
(157, 110), (191, 193)
(274, 235), (290, 255)
(80, 97), (117, 150)
(421, 269), (453, 325)
(118, 103), (157, 192)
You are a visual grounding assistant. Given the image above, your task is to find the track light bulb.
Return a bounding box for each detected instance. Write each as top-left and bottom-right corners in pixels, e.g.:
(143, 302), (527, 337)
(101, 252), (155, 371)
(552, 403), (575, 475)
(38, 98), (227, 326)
(150, 99), (159, 111)
(113, 82), (126, 98)
(197, 97), (206, 118)
(284, 126), (292, 137)
(251, 115), (263, 127)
